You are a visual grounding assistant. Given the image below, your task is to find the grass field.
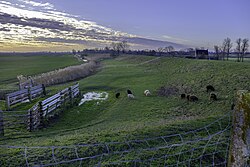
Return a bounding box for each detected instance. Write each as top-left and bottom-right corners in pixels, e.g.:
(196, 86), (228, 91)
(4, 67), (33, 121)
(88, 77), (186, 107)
(0, 54), (81, 90)
(0, 55), (250, 166)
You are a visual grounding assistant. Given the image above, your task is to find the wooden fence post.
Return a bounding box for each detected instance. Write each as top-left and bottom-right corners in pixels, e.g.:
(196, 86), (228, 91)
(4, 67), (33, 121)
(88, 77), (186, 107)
(42, 84), (46, 96)
(69, 87), (73, 106)
(5, 95), (10, 111)
(28, 109), (33, 132)
(39, 101), (43, 128)
(0, 109), (4, 136)
(18, 82), (22, 90)
(28, 87), (32, 101)
(29, 77), (34, 87)
(228, 90), (250, 167)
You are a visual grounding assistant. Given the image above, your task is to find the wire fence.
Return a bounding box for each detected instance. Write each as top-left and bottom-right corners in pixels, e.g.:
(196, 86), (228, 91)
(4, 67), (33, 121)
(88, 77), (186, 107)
(0, 110), (29, 136)
(0, 111), (232, 166)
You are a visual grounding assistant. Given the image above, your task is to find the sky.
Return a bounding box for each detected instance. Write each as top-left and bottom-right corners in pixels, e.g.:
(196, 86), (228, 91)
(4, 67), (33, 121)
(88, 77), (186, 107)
(0, 0), (249, 52)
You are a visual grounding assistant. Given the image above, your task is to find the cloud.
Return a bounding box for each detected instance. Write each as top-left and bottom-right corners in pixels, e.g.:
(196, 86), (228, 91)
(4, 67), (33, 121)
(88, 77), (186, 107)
(162, 35), (190, 44)
(0, 0), (137, 51)
(0, 1), (11, 5)
(0, 0), (184, 51)
(17, 0), (54, 9)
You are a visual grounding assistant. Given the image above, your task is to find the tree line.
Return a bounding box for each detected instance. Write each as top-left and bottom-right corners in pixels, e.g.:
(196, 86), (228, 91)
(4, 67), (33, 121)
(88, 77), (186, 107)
(72, 38), (249, 61)
(214, 37), (249, 62)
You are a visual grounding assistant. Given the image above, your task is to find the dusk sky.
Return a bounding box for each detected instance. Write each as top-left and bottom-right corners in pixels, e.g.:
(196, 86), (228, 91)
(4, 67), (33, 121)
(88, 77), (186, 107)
(0, 0), (249, 52)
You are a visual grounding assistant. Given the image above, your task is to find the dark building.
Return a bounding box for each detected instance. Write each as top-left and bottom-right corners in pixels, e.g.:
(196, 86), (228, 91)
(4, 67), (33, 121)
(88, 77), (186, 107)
(195, 49), (209, 59)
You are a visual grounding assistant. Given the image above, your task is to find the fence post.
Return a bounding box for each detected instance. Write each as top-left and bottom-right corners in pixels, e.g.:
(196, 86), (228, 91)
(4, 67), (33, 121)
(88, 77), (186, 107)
(42, 84), (46, 96)
(28, 109), (33, 132)
(69, 87), (73, 106)
(29, 77), (34, 87)
(39, 101), (43, 128)
(228, 90), (250, 167)
(5, 94), (10, 111)
(28, 87), (32, 101)
(0, 109), (4, 136)
(18, 82), (22, 90)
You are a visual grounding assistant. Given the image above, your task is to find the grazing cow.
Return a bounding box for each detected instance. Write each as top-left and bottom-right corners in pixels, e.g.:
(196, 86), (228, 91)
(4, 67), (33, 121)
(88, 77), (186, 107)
(209, 93), (217, 101)
(206, 85), (215, 92)
(181, 93), (186, 99)
(144, 90), (151, 96)
(187, 95), (198, 102)
(115, 92), (120, 99)
(127, 89), (134, 99)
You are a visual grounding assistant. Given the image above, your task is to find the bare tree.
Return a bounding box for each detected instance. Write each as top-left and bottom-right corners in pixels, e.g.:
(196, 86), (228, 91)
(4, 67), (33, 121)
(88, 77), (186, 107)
(214, 45), (221, 60)
(223, 37), (233, 60)
(241, 38), (249, 62)
(120, 41), (129, 53)
(72, 49), (76, 55)
(221, 42), (227, 61)
(236, 38), (242, 62)
(104, 46), (110, 51)
(157, 47), (164, 56)
(165, 46), (175, 53)
(110, 41), (129, 57)
(110, 42), (119, 57)
(164, 45), (175, 56)
(186, 48), (194, 52)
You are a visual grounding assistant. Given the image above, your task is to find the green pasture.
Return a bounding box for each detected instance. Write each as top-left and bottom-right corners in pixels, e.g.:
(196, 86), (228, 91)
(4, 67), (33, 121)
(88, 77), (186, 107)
(0, 54), (81, 89)
(0, 55), (250, 166)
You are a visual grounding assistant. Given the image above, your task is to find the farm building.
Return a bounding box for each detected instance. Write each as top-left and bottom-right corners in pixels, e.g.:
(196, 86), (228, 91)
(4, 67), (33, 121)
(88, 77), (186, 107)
(195, 49), (209, 59)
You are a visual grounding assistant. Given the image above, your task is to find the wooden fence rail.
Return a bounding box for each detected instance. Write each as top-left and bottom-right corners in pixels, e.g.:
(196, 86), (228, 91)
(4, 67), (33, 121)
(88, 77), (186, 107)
(0, 84), (79, 135)
(5, 84), (46, 110)
(28, 83), (80, 131)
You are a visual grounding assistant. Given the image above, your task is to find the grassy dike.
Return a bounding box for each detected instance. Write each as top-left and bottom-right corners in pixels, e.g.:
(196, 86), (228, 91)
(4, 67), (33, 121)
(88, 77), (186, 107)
(0, 55), (250, 166)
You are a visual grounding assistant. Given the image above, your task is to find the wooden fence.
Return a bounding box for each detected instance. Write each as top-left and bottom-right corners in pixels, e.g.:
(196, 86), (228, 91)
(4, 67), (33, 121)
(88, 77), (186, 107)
(5, 84), (46, 110)
(28, 83), (80, 131)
